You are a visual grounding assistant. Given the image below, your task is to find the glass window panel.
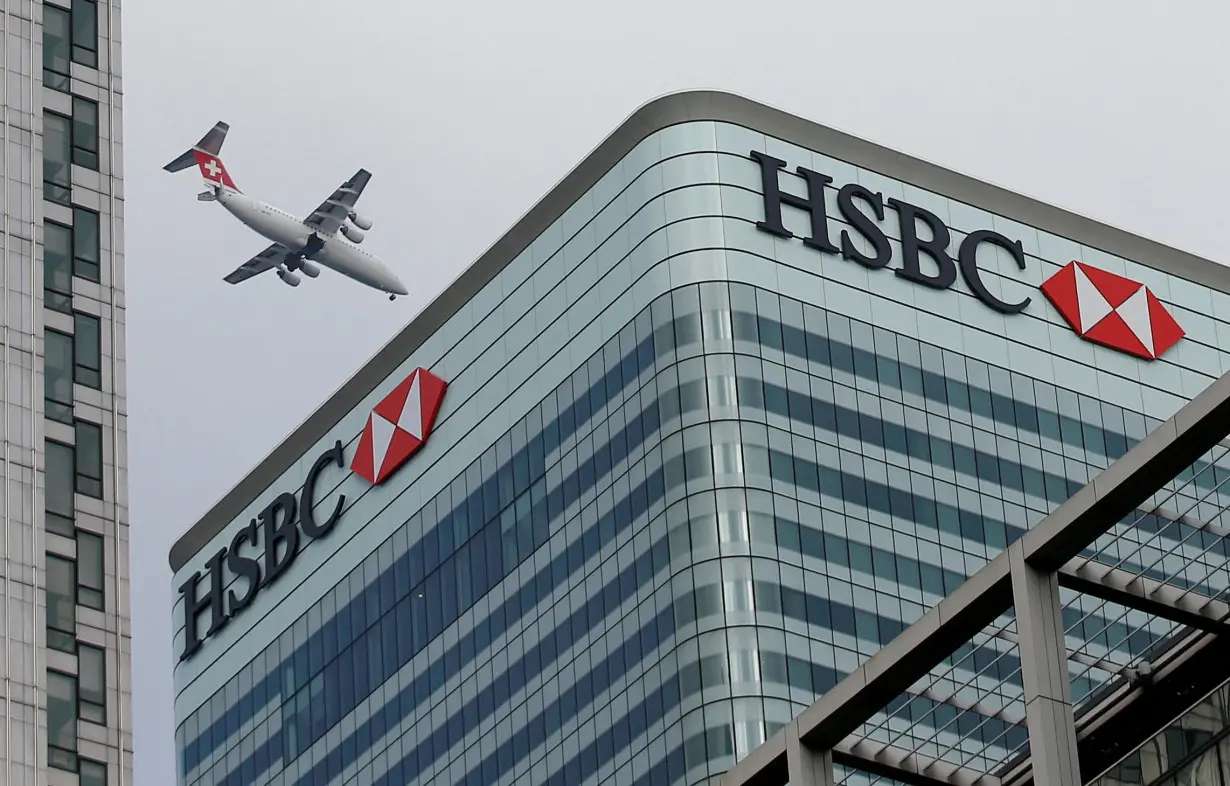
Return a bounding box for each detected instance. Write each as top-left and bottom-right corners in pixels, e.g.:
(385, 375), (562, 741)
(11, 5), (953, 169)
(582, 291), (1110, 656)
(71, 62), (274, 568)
(176, 291), (1230, 780)
(80, 760), (107, 786)
(78, 530), (104, 610)
(47, 670), (77, 769)
(44, 221), (74, 312)
(46, 554), (76, 652)
(79, 644), (105, 724)
(45, 439), (75, 537)
(74, 419), (103, 498)
(73, 206), (100, 280)
(44, 111), (72, 204)
(71, 0), (98, 67)
(43, 4), (71, 90)
(71, 97), (99, 170)
(45, 329), (74, 423)
(73, 312), (101, 388)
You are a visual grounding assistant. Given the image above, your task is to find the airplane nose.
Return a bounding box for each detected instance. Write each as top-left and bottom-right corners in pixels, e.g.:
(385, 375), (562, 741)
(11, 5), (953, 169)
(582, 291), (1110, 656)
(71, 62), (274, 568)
(389, 274), (409, 296)
(379, 260), (409, 296)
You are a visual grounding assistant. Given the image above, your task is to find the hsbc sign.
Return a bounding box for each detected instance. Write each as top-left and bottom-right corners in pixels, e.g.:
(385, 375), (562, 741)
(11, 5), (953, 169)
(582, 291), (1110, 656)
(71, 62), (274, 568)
(1040, 261), (1184, 360)
(750, 151), (1185, 360)
(178, 368), (447, 662)
(352, 368), (448, 484)
(751, 151), (1032, 315)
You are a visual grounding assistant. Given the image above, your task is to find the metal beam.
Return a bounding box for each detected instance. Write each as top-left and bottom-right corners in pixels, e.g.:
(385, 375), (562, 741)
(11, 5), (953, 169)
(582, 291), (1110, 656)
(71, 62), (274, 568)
(834, 739), (1001, 786)
(788, 721), (836, 786)
(994, 628), (1134, 680)
(721, 369), (1230, 786)
(1154, 505), (1230, 541)
(721, 729), (788, 786)
(799, 553), (1016, 750)
(995, 626), (1225, 786)
(1011, 546), (1081, 786)
(1023, 371), (1230, 572)
(1058, 560), (1230, 633)
(913, 685), (1025, 728)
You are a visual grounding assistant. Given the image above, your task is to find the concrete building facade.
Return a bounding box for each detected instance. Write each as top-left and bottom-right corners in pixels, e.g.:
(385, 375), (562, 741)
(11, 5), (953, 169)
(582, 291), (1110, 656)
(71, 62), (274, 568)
(3, 0), (129, 785)
(169, 91), (1230, 786)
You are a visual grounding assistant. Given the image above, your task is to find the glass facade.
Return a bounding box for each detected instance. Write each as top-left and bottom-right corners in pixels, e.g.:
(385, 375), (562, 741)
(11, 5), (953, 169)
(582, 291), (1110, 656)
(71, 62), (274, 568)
(172, 107), (1230, 786)
(1092, 679), (1230, 786)
(1, 0), (129, 784)
(176, 286), (1230, 786)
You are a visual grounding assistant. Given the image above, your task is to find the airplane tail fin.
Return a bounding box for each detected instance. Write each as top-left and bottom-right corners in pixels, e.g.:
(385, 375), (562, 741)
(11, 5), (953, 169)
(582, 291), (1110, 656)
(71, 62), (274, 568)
(163, 121), (241, 193)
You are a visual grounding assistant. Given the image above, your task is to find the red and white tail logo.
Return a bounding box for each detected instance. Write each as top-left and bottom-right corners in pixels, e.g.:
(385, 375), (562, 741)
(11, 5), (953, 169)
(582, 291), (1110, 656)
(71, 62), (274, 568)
(192, 150), (239, 191)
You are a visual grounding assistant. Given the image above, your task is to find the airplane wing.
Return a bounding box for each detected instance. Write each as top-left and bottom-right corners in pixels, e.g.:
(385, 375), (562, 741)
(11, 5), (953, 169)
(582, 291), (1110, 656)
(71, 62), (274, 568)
(223, 242), (289, 285)
(302, 168), (371, 235)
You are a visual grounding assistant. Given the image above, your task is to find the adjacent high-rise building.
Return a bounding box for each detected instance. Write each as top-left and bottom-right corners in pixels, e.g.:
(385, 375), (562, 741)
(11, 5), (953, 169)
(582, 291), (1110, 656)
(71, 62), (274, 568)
(3, 1), (129, 785)
(168, 91), (1230, 786)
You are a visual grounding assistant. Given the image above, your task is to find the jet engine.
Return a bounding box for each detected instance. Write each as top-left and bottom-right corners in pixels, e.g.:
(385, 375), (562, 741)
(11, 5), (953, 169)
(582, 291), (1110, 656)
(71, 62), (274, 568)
(277, 269), (301, 287)
(348, 212), (373, 231)
(342, 225), (366, 244)
(299, 260), (321, 278)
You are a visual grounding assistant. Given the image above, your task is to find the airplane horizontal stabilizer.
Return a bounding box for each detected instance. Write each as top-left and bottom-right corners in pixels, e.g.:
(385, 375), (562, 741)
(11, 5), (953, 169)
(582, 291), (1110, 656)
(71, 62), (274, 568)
(162, 120), (230, 172)
(162, 149), (197, 173)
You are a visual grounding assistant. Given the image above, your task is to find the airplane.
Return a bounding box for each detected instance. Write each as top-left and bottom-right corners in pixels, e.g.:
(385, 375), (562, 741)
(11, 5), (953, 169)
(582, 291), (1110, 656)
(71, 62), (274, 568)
(162, 121), (409, 300)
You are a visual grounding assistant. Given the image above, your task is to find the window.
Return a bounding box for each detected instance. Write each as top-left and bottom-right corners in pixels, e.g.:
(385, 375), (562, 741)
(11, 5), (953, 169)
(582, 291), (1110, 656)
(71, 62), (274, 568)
(46, 330), (74, 423)
(77, 530), (103, 610)
(44, 112), (72, 205)
(71, 0), (97, 68)
(45, 440), (75, 537)
(73, 312), (101, 389)
(43, 3), (71, 90)
(71, 97), (98, 170)
(74, 420), (102, 498)
(44, 222), (74, 311)
(80, 760), (106, 786)
(48, 670), (77, 770)
(78, 644), (105, 724)
(46, 554), (76, 652)
(73, 207), (100, 281)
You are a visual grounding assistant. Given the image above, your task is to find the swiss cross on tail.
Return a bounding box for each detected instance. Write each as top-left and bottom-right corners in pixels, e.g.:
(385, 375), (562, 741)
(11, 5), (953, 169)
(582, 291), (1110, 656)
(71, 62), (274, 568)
(192, 150), (239, 191)
(162, 121), (242, 193)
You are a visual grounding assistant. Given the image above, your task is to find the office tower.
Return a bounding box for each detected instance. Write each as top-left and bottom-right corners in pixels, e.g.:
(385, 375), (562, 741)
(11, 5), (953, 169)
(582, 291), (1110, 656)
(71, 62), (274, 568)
(169, 91), (1229, 786)
(5, 0), (129, 784)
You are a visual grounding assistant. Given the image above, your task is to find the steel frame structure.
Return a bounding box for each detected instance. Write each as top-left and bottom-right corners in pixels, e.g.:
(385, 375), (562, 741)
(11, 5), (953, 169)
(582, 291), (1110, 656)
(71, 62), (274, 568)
(720, 369), (1230, 786)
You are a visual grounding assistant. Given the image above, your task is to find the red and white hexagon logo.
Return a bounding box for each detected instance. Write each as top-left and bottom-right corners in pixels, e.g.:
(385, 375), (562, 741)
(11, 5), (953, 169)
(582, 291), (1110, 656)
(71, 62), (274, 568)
(1039, 261), (1185, 360)
(351, 368), (448, 485)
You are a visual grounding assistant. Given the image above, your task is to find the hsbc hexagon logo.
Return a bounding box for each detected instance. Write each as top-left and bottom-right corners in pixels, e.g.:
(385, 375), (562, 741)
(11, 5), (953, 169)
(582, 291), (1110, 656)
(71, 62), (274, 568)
(351, 368), (448, 485)
(1039, 261), (1185, 361)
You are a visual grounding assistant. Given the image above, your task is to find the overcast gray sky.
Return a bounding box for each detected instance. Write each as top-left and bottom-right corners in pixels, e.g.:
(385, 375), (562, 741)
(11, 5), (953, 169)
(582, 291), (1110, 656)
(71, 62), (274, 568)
(123, 1), (1230, 782)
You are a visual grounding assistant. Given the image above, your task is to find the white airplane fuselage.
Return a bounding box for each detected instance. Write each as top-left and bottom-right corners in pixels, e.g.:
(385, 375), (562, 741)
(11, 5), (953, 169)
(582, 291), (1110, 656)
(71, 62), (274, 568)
(216, 189), (408, 296)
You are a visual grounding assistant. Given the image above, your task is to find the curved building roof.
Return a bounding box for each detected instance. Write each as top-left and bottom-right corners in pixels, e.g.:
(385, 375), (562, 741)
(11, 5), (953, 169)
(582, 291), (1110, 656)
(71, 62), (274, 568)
(169, 89), (1230, 571)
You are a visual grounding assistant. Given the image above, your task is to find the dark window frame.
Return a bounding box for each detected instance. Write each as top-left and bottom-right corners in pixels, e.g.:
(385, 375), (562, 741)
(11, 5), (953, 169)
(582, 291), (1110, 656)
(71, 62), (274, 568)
(70, 0), (98, 68)
(72, 205), (101, 281)
(43, 2), (72, 91)
(77, 643), (105, 725)
(46, 552), (77, 653)
(44, 221), (74, 312)
(44, 110), (73, 205)
(45, 328), (75, 423)
(72, 311), (101, 389)
(73, 419), (103, 499)
(70, 96), (99, 171)
(45, 438), (76, 537)
(77, 529), (104, 610)
(80, 758), (107, 786)
(47, 668), (78, 771)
